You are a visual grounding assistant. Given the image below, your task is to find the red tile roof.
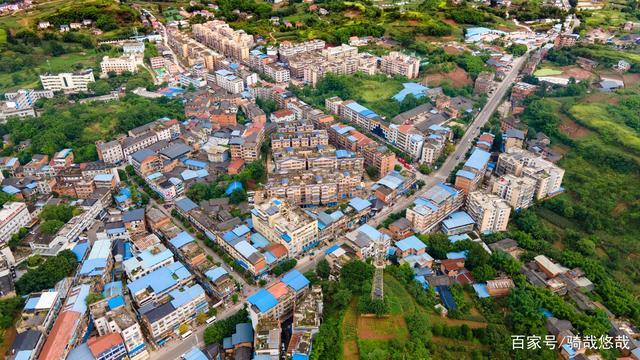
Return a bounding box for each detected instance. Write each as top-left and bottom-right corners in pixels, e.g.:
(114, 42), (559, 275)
(38, 311), (81, 360)
(88, 333), (124, 357)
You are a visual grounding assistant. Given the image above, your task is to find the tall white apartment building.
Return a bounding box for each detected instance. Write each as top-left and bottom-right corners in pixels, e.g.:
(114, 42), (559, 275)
(39, 69), (95, 93)
(380, 51), (420, 79)
(215, 69), (244, 94)
(491, 173), (537, 210)
(101, 55), (139, 76)
(0, 202), (31, 244)
(97, 140), (125, 164)
(251, 199), (318, 257)
(466, 191), (511, 233)
(387, 124), (424, 159)
(495, 148), (565, 200)
(264, 63), (290, 83)
(4, 89), (54, 109)
(420, 135), (446, 164)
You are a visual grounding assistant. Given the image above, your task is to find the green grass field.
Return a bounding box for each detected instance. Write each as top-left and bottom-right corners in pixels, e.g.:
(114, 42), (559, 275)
(534, 68), (563, 76)
(569, 103), (640, 156)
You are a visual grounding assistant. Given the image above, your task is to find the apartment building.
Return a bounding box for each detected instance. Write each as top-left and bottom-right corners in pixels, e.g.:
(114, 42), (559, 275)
(96, 140), (125, 164)
(554, 33), (579, 48)
(454, 148), (491, 194)
(474, 71), (495, 95)
(126, 261), (193, 307)
(344, 224), (391, 259)
(0, 202), (31, 244)
(167, 28), (222, 71)
(380, 51), (420, 79)
(287, 45), (376, 86)
(273, 146), (363, 173)
(406, 183), (464, 233)
(262, 170), (363, 208)
(215, 69), (244, 94)
(122, 41), (145, 54)
(89, 295), (149, 360)
(466, 191), (511, 233)
(192, 20), (254, 61)
(387, 124), (424, 159)
(128, 118), (181, 142)
(420, 134), (446, 165)
(271, 124), (329, 150)
(326, 97), (383, 132)
(149, 56), (166, 69)
(5, 89), (53, 110)
(229, 124), (265, 162)
(495, 148), (565, 200)
(140, 284), (208, 345)
(100, 55), (139, 76)
(511, 82), (538, 104)
(278, 40), (326, 61)
(491, 173), (537, 210)
(247, 270), (310, 327)
(264, 63), (291, 83)
(270, 109), (296, 123)
(327, 123), (396, 176)
(252, 199), (318, 256)
(39, 69), (95, 93)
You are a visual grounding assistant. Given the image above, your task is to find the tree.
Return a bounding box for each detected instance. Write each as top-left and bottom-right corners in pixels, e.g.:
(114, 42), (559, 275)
(196, 312), (209, 325)
(40, 220), (64, 235)
(316, 259), (330, 279)
(451, 125), (465, 140)
(231, 294), (239, 304)
(15, 250), (78, 295)
(86, 292), (105, 305)
(179, 323), (190, 335)
(204, 309), (249, 345)
(366, 166), (379, 179)
(228, 189), (247, 204)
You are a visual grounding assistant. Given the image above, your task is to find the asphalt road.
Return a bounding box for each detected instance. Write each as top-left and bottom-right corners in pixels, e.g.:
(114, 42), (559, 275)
(368, 54), (527, 228)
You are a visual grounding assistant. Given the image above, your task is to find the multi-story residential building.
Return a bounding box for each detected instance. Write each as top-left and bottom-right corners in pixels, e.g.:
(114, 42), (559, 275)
(270, 108), (296, 123)
(387, 124), (424, 159)
(127, 261), (194, 308)
(96, 140), (125, 164)
(326, 97), (383, 132)
(491, 173), (537, 210)
(123, 244), (174, 281)
(192, 20), (254, 61)
(215, 69), (244, 94)
(380, 51), (420, 79)
(344, 224), (391, 259)
(466, 191), (511, 233)
(474, 71), (495, 95)
(123, 41), (145, 54)
(128, 118), (181, 141)
(495, 148), (565, 200)
(140, 284), (208, 345)
(511, 82), (538, 105)
(261, 170), (363, 207)
(38, 285), (91, 360)
(278, 40), (326, 61)
(554, 33), (579, 48)
(229, 123), (265, 162)
(252, 199), (318, 256)
(264, 63), (290, 83)
(90, 295), (148, 360)
(1, 89), (54, 120)
(121, 133), (159, 158)
(271, 123), (328, 150)
(0, 202), (31, 244)
(327, 123), (396, 176)
(39, 69), (95, 93)
(247, 270), (310, 327)
(272, 146), (363, 173)
(85, 333), (128, 360)
(454, 148), (491, 194)
(149, 56), (166, 69)
(166, 28), (222, 71)
(406, 183), (464, 233)
(100, 55), (139, 76)
(420, 134), (447, 165)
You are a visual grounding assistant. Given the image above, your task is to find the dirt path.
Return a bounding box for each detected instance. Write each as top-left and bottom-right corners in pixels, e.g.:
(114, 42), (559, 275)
(430, 315), (488, 329)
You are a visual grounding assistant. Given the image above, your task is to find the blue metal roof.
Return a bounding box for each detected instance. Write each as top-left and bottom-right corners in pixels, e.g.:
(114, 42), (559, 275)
(72, 241), (89, 261)
(349, 197), (371, 212)
(183, 159), (207, 169)
(182, 347), (208, 360)
(473, 283), (490, 298)
(108, 296), (125, 310)
(442, 211), (475, 230)
(103, 281), (123, 298)
(94, 173), (113, 182)
(396, 235), (426, 252)
(234, 240), (258, 258)
(446, 251), (468, 260)
(250, 232), (269, 249)
(169, 284), (204, 308)
(281, 270), (310, 292)
(393, 82), (427, 102)
(205, 267), (228, 282)
(456, 169), (476, 180)
(233, 224), (250, 237)
(248, 289), (279, 313)
(225, 181), (244, 196)
(176, 197), (198, 213)
(465, 148), (491, 171)
(232, 323), (253, 345)
(127, 262), (191, 295)
(170, 231), (194, 249)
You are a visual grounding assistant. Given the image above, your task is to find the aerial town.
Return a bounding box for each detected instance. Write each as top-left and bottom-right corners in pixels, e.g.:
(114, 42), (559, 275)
(0, 0), (638, 359)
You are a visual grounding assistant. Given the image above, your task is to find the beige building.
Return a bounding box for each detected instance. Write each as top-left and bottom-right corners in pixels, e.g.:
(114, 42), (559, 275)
(100, 55), (139, 76)
(491, 173), (537, 210)
(495, 148), (565, 200)
(252, 199), (318, 256)
(406, 183), (464, 233)
(380, 51), (420, 79)
(192, 20), (254, 61)
(466, 191), (511, 233)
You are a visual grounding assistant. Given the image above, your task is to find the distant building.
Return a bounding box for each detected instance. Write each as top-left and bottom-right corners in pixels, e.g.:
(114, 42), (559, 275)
(0, 202), (31, 244)
(380, 51), (420, 79)
(495, 148), (564, 200)
(554, 33), (579, 48)
(466, 191), (511, 233)
(100, 55), (139, 76)
(40, 69), (95, 93)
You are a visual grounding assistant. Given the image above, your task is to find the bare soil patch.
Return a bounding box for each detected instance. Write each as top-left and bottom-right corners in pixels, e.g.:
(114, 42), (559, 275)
(423, 66), (472, 88)
(559, 118), (593, 139)
(559, 66), (595, 80)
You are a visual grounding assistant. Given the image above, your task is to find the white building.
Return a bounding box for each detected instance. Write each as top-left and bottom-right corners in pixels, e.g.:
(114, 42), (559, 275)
(0, 202), (31, 244)
(491, 173), (537, 210)
(466, 191), (511, 233)
(123, 42), (145, 55)
(380, 51), (421, 79)
(39, 69), (95, 93)
(215, 69), (244, 94)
